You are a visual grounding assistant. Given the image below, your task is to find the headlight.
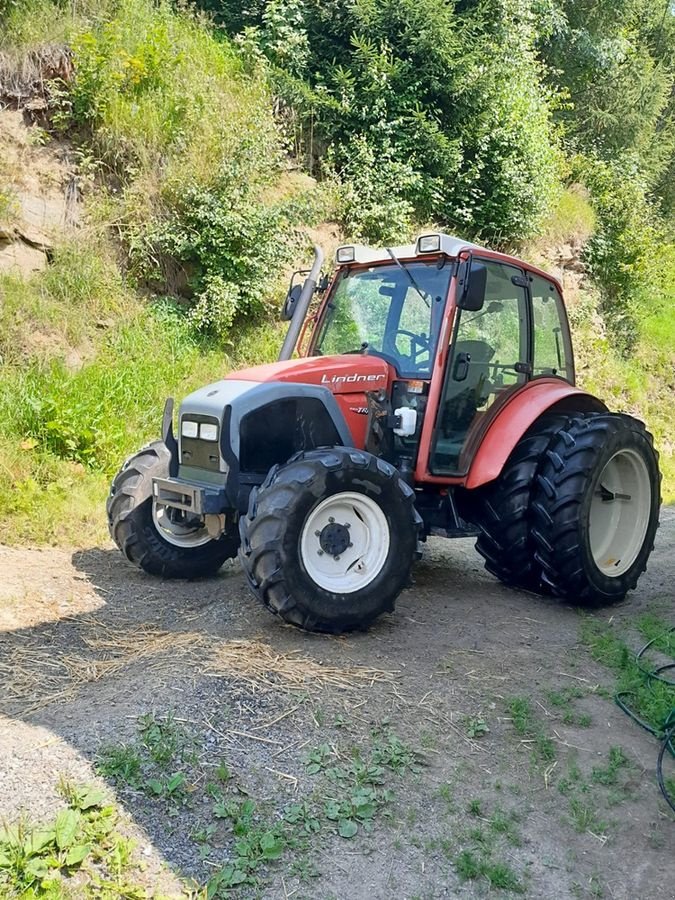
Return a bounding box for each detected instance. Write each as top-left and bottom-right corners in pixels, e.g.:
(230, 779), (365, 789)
(181, 419), (198, 438)
(199, 423), (219, 442)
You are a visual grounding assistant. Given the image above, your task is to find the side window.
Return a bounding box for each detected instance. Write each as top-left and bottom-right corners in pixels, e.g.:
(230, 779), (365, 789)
(530, 275), (573, 381)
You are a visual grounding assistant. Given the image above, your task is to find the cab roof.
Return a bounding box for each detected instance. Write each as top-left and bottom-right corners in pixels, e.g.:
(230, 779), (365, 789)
(334, 232), (563, 294)
(335, 232), (487, 266)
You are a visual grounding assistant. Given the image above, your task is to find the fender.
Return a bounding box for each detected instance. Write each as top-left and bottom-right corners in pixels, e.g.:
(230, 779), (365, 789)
(464, 378), (607, 489)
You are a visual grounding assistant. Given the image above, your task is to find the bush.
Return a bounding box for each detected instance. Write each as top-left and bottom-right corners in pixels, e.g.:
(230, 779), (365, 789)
(576, 155), (663, 354)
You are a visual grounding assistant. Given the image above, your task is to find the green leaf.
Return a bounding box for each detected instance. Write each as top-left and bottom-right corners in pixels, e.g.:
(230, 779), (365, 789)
(338, 819), (358, 838)
(25, 856), (49, 882)
(65, 843), (90, 866)
(146, 778), (164, 796)
(54, 808), (80, 850)
(77, 788), (106, 809)
(260, 831), (283, 860)
(23, 828), (55, 856)
(324, 800), (340, 821)
(166, 773), (185, 794)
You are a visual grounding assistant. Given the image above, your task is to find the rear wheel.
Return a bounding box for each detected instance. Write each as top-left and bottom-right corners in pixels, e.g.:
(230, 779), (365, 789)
(107, 441), (238, 578)
(531, 414), (661, 603)
(470, 414), (570, 590)
(239, 447), (421, 633)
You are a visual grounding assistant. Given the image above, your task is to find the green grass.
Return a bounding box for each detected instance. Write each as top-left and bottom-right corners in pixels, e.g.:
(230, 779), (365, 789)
(0, 782), (150, 895)
(454, 848), (524, 893)
(580, 616), (674, 735)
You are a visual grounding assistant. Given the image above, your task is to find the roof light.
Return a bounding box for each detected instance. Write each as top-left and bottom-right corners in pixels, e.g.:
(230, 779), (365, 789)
(336, 246), (355, 264)
(417, 234), (441, 253)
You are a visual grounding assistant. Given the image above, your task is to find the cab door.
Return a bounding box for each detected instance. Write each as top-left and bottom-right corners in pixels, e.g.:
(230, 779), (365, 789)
(429, 259), (530, 475)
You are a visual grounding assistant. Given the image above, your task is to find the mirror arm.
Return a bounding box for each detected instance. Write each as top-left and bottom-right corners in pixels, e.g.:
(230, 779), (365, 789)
(278, 245), (325, 361)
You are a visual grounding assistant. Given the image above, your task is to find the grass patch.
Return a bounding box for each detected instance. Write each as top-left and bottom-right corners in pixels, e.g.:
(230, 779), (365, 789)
(580, 616), (674, 736)
(454, 848), (523, 893)
(0, 782), (149, 895)
(505, 696), (556, 764)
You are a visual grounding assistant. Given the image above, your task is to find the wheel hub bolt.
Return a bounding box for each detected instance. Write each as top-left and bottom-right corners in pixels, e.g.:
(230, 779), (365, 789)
(328, 517), (335, 523)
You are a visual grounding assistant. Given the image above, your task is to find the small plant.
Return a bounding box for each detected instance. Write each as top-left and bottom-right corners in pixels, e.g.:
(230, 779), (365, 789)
(591, 747), (630, 786)
(96, 743), (143, 787)
(304, 743), (335, 775)
(507, 697), (534, 735)
(0, 784), (142, 894)
(464, 715), (490, 739)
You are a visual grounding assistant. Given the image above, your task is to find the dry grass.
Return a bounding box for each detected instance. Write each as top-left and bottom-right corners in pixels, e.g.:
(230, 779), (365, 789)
(0, 622), (397, 714)
(206, 638), (397, 692)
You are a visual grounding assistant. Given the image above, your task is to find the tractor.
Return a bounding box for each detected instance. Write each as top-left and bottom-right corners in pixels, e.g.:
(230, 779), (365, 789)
(108, 233), (662, 633)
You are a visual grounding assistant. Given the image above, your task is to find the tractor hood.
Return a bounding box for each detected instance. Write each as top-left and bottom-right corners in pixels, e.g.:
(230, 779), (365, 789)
(230, 355), (392, 395)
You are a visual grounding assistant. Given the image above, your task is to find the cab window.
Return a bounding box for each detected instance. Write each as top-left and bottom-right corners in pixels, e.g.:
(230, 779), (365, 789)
(530, 275), (573, 381)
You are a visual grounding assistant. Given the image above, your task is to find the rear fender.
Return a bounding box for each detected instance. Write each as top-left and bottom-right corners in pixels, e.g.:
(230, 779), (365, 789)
(464, 380), (607, 489)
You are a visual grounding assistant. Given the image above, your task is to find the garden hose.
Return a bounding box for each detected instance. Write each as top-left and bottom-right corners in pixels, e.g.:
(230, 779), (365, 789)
(613, 627), (675, 814)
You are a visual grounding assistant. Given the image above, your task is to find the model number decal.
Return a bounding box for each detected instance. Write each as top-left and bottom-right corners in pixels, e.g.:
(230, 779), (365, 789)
(349, 407), (369, 415)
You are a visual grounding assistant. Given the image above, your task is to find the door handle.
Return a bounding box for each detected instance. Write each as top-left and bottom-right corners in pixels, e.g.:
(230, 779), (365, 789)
(453, 351), (471, 381)
(514, 361), (532, 375)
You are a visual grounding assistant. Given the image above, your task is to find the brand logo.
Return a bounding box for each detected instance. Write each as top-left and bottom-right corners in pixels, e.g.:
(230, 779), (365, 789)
(321, 373), (386, 386)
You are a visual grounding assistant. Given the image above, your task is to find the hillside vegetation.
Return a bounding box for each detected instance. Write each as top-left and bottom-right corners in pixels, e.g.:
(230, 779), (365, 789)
(0, 0), (673, 545)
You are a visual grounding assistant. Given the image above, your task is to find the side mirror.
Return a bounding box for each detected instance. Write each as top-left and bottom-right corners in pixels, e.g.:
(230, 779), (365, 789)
(457, 257), (487, 311)
(281, 283), (303, 321)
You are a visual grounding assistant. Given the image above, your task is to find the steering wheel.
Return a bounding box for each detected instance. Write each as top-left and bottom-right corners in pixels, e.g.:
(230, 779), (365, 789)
(392, 329), (431, 366)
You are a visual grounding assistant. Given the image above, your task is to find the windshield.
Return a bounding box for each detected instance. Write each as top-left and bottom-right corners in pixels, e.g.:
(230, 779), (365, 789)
(313, 261), (451, 377)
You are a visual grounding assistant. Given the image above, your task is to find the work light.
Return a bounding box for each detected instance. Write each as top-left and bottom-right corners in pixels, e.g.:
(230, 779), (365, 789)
(336, 246), (355, 263)
(417, 234), (441, 253)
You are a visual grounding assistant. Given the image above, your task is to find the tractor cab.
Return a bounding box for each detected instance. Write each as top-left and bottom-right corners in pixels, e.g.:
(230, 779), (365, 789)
(290, 234), (576, 481)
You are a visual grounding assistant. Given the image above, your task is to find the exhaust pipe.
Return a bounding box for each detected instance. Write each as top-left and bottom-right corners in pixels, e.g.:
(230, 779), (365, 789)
(278, 244), (324, 361)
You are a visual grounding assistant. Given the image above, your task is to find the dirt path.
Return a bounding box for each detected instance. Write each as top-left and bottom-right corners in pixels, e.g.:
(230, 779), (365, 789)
(1, 510), (674, 899)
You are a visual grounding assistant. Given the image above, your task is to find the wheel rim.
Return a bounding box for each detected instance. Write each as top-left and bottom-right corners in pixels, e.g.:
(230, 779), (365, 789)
(152, 502), (212, 549)
(588, 448), (652, 577)
(299, 492), (390, 593)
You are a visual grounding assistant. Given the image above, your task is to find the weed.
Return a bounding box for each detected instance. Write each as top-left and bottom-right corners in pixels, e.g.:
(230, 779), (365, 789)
(304, 743), (335, 775)
(505, 696), (557, 764)
(467, 799), (483, 817)
(371, 729), (419, 774)
(507, 697), (534, 735)
(454, 849), (523, 893)
(568, 797), (609, 836)
(591, 747), (630, 786)
(138, 711), (194, 768)
(0, 783), (146, 894)
(96, 743), (143, 787)
(489, 809), (522, 847)
(464, 715), (490, 739)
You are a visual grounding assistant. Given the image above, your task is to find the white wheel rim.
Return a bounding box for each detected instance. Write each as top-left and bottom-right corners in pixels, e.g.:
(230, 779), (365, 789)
(588, 448), (651, 577)
(299, 492), (391, 593)
(152, 502), (212, 549)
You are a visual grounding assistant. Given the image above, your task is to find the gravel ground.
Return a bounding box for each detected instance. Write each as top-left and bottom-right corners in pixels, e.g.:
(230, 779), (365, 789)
(1, 508), (674, 898)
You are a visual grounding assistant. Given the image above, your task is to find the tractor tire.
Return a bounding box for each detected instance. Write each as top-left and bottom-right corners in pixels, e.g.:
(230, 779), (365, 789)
(471, 414), (570, 591)
(107, 441), (238, 578)
(531, 414), (661, 605)
(238, 447), (422, 634)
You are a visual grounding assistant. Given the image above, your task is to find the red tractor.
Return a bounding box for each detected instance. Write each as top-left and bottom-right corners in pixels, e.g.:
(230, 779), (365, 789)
(108, 234), (662, 633)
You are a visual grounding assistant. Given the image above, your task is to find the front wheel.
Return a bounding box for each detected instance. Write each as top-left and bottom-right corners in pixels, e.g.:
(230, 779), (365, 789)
(107, 441), (239, 578)
(531, 414), (661, 604)
(239, 447), (421, 633)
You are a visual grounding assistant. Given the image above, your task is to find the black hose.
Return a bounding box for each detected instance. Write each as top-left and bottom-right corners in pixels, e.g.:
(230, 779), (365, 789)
(614, 629), (674, 813)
